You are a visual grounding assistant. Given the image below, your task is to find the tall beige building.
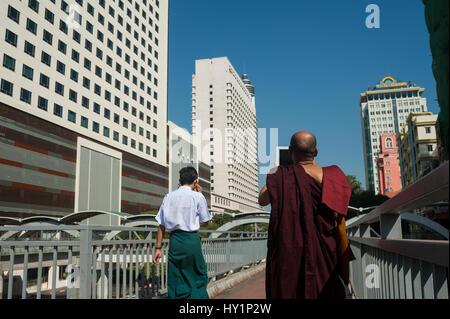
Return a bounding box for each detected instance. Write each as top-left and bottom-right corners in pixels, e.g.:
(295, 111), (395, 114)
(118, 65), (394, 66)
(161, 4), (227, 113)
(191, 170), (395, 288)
(192, 57), (259, 213)
(397, 112), (440, 187)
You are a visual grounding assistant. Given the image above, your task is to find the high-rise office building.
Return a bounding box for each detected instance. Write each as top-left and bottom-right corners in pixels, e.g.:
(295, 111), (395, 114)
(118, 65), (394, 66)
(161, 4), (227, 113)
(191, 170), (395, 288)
(0, 0), (169, 220)
(192, 57), (259, 213)
(359, 76), (428, 193)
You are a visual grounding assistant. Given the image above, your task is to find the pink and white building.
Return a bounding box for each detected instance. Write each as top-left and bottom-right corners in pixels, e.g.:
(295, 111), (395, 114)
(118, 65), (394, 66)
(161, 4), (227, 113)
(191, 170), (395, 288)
(377, 134), (402, 197)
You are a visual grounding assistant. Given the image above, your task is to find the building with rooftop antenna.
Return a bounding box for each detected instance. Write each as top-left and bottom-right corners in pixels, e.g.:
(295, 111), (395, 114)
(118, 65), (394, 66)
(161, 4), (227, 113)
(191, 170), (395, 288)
(192, 57), (259, 213)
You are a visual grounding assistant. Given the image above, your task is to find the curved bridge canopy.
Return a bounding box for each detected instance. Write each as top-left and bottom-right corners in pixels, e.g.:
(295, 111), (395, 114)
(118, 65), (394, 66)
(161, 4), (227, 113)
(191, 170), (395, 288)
(209, 211), (270, 238)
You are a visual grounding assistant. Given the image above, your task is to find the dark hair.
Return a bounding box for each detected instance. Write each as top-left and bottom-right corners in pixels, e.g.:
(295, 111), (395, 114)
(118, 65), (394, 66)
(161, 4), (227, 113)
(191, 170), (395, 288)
(179, 166), (198, 185)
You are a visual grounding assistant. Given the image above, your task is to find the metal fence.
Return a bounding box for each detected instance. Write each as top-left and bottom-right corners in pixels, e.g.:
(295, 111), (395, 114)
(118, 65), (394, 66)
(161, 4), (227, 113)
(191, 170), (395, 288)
(0, 226), (267, 299)
(346, 162), (449, 299)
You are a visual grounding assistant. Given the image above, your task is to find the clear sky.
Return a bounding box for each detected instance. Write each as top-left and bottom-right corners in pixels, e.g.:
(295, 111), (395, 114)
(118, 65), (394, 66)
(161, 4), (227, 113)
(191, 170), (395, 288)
(167, 0), (440, 190)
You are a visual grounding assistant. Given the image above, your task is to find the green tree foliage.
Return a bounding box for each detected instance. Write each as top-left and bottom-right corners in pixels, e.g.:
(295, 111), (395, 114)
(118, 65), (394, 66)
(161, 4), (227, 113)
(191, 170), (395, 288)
(346, 175), (363, 195)
(211, 213), (234, 227)
(346, 175), (390, 219)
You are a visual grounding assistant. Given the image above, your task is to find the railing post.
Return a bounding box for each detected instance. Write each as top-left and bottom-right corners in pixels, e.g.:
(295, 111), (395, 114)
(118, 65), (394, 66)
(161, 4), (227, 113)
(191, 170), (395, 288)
(360, 224), (371, 238)
(380, 215), (402, 239)
(226, 237), (231, 271)
(79, 227), (93, 299)
(358, 224), (371, 299)
(0, 262), (3, 299)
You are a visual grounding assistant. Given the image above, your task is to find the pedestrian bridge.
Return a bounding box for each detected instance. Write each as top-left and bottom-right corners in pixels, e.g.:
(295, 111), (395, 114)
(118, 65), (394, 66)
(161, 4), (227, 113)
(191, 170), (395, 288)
(0, 162), (448, 299)
(0, 224), (267, 299)
(346, 161), (448, 299)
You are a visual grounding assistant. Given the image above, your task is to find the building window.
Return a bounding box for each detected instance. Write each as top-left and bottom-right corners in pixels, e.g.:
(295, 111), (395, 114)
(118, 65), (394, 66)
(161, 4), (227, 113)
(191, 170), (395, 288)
(84, 58), (91, 70)
(8, 5), (20, 23)
(72, 49), (80, 63)
(73, 30), (81, 43)
(385, 138), (393, 148)
(28, 0), (39, 13)
(81, 96), (89, 108)
(53, 104), (63, 117)
(59, 20), (68, 34)
(39, 74), (50, 88)
(85, 39), (92, 52)
(37, 96), (48, 111)
(56, 61), (66, 75)
(93, 103), (100, 114)
(3, 54), (16, 71)
(45, 9), (55, 24)
(93, 122), (100, 133)
(104, 108), (110, 119)
(20, 88), (32, 104)
(69, 89), (77, 102)
(1, 79), (14, 96)
(81, 116), (88, 128)
(41, 51), (51, 66)
(43, 30), (53, 45)
(103, 126), (110, 137)
(55, 82), (64, 96)
(96, 48), (103, 60)
(68, 110), (76, 123)
(425, 127), (431, 134)
(58, 40), (67, 54)
(83, 77), (90, 89)
(70, 69), (79, 82)
(22, 65), (34, 80)
(26, 18), (38, 34)
(427, 145), (433, 152)
(24, 41), (36, 57)
(5, 29), (18, 47)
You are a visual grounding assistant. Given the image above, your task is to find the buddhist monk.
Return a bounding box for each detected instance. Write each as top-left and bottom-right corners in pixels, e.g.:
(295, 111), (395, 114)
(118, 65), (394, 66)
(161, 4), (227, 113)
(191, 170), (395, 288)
(259, 131), (355, 299)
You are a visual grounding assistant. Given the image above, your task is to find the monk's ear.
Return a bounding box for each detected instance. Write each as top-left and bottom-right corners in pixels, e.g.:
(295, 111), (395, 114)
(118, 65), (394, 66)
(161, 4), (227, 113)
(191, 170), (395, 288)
(314, 148), (318, 157)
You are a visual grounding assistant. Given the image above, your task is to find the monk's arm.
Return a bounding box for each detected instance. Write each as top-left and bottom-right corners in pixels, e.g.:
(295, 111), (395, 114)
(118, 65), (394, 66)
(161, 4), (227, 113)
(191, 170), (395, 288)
(258, 185), (271, 206)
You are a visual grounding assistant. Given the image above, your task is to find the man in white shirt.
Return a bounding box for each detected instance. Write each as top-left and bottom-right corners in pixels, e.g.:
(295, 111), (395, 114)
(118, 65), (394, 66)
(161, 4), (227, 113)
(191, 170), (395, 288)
(153, 166), (211, 299)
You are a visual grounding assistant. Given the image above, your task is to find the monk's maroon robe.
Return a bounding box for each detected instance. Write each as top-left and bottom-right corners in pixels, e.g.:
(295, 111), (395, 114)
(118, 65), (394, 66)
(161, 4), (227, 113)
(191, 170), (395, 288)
(266, 164), (353, 299)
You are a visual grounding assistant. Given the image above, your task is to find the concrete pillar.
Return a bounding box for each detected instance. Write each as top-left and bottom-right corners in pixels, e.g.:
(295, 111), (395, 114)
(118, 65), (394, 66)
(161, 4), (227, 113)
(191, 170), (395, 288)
(380, 214), (402, 239)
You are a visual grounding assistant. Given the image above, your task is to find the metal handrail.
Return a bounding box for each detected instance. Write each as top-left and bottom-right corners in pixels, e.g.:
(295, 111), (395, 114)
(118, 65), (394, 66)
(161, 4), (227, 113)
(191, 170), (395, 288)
(347, 161), (448, 229)
(0, 226), (267, 299)
(346, 162), (449, 299)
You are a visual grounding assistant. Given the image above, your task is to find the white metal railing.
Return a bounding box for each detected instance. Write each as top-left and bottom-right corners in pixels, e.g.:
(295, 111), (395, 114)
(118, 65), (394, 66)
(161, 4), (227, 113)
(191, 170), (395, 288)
(0, 225), (267, 299)
(346, 162), (449, 299)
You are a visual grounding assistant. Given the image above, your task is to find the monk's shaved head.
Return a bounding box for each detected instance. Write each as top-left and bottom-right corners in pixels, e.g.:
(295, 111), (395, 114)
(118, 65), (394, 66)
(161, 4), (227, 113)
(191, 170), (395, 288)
(289, 131), (317, 159)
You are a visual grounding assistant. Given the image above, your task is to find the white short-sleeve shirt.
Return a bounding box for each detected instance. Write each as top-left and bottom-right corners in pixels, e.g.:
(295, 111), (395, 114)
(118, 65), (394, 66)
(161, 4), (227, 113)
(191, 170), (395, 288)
(155, 186), (211, 232)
